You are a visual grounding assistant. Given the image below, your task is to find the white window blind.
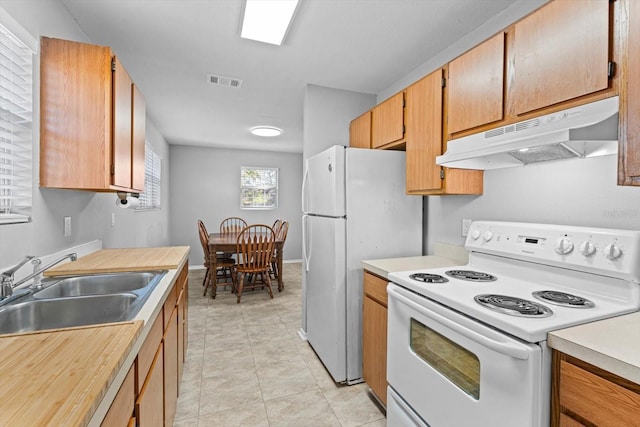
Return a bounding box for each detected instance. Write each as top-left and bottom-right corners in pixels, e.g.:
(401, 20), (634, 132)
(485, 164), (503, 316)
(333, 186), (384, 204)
(240, 166), (278, 209)
(136, 143), (161, 210)
(0, 21), (33, 225)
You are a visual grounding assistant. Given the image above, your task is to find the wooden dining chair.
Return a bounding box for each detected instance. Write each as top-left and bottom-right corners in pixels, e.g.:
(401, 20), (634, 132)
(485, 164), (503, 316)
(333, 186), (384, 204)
(272, 219), (282, 236)
(234, 224), (276, 303)
(198, 220), (236, 297)
(270, 220), (289, 289)
(220, 217), (248, 233)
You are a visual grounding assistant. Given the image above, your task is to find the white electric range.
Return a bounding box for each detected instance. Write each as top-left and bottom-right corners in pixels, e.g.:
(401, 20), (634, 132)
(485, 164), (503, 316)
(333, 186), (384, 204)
(386, 221), (640, 427)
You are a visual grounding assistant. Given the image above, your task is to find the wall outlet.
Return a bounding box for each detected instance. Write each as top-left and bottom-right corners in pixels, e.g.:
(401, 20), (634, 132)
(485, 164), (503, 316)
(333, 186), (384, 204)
(111, 212), (116, 227)
(462, 218), (472, 237)
(64, 216), (71, 237)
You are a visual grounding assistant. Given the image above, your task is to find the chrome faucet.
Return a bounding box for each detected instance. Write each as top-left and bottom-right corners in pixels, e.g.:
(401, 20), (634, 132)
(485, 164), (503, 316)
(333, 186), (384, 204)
(0, 253), (77, 299)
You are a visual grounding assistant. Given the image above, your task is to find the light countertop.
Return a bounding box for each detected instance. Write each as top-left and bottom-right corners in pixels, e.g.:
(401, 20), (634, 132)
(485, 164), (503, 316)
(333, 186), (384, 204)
(362, 242), (468, 278)
(548, 312), (640, 385)
(0, 246), (190, 427)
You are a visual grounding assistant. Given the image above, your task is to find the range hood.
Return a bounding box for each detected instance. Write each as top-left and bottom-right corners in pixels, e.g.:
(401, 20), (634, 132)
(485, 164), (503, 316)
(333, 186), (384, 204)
(436, 96), (619, 170)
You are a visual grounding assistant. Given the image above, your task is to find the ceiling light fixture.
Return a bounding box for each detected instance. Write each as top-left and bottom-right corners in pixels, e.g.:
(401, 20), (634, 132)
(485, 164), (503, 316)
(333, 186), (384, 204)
(240, 0), (300, 46)
(251, 126), (282, 137)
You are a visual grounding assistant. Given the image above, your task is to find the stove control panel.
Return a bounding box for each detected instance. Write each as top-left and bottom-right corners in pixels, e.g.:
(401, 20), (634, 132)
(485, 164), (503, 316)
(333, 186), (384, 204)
(465, 221), (640, 281)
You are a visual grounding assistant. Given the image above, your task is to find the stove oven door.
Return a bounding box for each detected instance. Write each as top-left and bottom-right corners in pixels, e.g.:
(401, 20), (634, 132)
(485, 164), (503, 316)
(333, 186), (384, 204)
(387, 283), (546, 427)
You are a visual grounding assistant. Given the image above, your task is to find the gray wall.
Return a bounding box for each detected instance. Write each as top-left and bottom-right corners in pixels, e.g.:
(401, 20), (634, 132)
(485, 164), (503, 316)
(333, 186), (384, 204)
(303, 84), (376, 160)
(169, 145), (302, 267)
(0, 1), (171, 269)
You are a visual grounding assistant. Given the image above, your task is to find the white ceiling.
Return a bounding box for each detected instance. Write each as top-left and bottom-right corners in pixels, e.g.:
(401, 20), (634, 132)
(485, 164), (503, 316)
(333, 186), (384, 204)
(60, 0), (525, 154)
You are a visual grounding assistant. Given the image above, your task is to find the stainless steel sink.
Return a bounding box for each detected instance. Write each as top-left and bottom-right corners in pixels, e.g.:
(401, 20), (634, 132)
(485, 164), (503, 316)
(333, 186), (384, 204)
(0, 294), (137, 334)
(33, 271), (164, 299)
(0, 270), (167, 335)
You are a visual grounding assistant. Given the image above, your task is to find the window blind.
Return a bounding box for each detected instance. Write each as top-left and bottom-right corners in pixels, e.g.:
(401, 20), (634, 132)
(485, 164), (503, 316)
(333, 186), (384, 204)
(137, 143), (161, 210)
(0, 22), (33, 225)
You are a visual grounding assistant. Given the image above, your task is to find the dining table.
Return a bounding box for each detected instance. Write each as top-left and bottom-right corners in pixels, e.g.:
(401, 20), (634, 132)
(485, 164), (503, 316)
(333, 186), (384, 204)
(208, 231), (285, 298)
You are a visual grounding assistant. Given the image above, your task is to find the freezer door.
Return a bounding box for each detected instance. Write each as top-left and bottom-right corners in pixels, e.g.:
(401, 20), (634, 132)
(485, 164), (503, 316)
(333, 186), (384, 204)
(302, 145), (346, 217)
(304, 214), (347, 382)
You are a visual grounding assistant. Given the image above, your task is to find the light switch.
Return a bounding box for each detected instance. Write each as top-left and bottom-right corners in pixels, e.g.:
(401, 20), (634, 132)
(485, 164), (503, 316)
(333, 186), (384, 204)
(111, 213), (116, 227)
(64, 216), (71, 237)
(462, 218), (472, 237)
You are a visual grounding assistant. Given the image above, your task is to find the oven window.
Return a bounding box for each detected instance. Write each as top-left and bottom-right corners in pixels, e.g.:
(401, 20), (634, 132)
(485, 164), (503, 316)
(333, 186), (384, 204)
(410, 318), (480, 399)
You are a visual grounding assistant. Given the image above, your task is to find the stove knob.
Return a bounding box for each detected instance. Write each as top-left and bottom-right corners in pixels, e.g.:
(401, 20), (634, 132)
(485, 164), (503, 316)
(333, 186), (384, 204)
(554, 237), (574, 255)
(483, 230), (493, 242)
(604, 243), (622, 260)
(471, 229), (481, 240)
(579, 241), (596, 257)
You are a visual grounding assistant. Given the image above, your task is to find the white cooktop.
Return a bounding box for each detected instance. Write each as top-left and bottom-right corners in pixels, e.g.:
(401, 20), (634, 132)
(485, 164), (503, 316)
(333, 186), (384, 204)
(389, 221), (640, 343)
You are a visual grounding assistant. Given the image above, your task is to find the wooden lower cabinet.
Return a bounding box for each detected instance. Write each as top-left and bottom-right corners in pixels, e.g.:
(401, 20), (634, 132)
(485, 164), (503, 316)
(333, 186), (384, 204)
(164, 306), (179, 426)
(362, 271), (388, 406)
(552, 351), (640, 427)
(136, 344), (164, 426)
(101, 364), (135, 427)
(101, 262), (189, 426)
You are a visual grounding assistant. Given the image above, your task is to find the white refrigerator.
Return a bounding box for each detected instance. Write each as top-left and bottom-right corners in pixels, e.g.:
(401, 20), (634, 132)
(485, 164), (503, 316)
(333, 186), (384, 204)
(301, 145), (422, 384)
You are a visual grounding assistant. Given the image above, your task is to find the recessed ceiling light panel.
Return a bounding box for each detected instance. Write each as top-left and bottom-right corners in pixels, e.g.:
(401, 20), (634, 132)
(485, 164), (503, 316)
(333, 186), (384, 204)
(241, 0), (299, 46)
(251, 126), (282, 137)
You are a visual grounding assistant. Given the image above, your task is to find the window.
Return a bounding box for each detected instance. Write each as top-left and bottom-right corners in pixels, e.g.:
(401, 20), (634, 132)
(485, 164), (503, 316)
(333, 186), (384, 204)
(0, 17), (35, 225)
(136, 143), (161, 210)
(240, 166), (278, 209)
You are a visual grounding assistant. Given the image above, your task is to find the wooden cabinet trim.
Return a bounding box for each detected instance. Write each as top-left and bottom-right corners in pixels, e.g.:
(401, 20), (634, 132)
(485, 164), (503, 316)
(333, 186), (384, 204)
(363, 272), (388, 307)
(136, 312), (163, 394)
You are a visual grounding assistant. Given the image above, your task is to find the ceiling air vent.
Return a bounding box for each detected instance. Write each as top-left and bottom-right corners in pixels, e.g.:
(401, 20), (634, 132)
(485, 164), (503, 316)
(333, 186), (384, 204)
(207, 74), (242, 88)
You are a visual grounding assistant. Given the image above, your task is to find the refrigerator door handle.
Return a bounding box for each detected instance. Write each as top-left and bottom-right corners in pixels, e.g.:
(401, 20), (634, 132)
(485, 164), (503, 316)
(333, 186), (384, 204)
(302, 214), (311, 271)
(301, 164), (309, 213)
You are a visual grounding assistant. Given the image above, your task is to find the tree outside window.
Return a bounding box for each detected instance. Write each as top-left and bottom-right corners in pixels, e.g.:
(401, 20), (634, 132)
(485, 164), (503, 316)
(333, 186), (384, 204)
(240, 167), (278, 209)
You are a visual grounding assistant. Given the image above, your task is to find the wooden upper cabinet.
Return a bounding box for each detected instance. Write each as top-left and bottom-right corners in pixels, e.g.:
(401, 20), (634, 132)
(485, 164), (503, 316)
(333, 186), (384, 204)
(131, 85), (146, 192)
(406, 71), (443, 193)
(371, 92), (404, 148)
(349, 111), (371, 149)
(447, 33), (505, 134)
(512, 0), (610, 115)
(40, 37), (146, 193)
(112, 57), (133, 190)
(620, 0), (640, 185)
(405, 70), (483, 195)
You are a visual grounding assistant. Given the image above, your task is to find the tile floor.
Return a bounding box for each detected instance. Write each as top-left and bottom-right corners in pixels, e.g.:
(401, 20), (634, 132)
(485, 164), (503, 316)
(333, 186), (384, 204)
(174, 262), (386, 427)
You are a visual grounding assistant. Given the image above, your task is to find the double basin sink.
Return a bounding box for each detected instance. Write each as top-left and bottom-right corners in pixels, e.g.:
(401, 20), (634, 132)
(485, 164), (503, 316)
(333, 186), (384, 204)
(0, 270), (167, 335)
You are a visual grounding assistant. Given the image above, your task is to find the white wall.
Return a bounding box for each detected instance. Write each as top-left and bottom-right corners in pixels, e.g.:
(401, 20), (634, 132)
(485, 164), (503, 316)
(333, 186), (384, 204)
(0, 1), (171, 269)
(303, 84), (376, 160)
(169, 145), (302, 268)
(427, 155), (640, 252)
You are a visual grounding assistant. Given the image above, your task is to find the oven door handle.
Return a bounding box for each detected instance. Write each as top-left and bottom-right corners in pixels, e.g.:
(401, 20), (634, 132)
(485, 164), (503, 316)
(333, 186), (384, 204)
(389, 286), (531, 360)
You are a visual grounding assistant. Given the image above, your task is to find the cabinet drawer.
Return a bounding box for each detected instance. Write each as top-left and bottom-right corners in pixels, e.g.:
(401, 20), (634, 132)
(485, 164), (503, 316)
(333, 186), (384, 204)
(364, 272), (388, 306)
(137, 313), (163, 393)
(560, 359), (640, 426)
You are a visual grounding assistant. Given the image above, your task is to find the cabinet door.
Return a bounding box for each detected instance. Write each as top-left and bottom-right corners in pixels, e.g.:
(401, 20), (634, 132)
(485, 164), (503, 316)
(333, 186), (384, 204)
(620, 0), (640, 185)
(362, 272), (388, 406)
(349, 111), (371, 149)
(447, 33), (505, 134)
(163, 306), (179, 426)
(513, 0), (610, 115)
(131, 85), (146, 192)
(405, 71), (443, 193)
(371, 92), (404, 148)
(136, 344), (164, 426)
(112, 56), (133, 189)
(101, 363), (135, 427)
(40, 37), (112, 190)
